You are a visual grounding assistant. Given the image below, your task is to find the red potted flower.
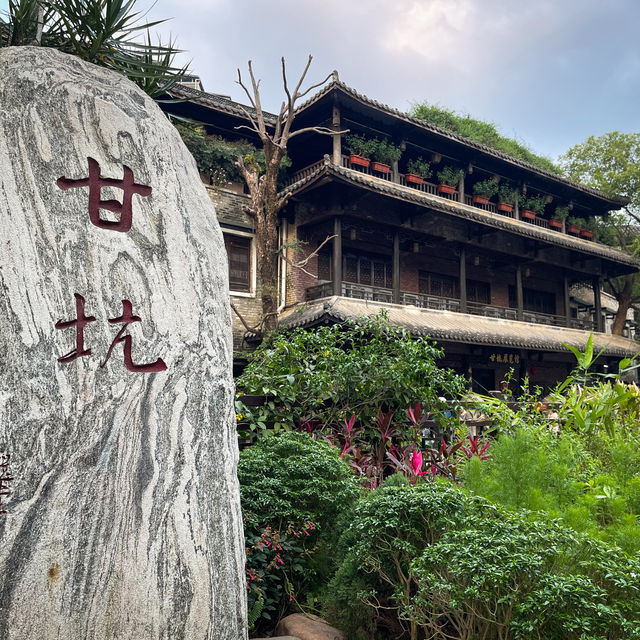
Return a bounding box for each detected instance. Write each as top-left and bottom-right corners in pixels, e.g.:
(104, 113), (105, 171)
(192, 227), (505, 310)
(566, 217), (582, 236)
(520, 195), (545, 222)
(497, 185), (517, 213)
(549, 205), (569, 231)
(370, 137), (402, 175)
(405, 157), (432, 186)
(472, 178), (498, 205)
(344, 133), (373, 168)
(436, 166), (464, 195)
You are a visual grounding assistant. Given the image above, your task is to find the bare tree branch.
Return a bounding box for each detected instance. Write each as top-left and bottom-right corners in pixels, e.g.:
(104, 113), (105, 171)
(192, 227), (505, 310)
(279, 234), (337, 277)
(287, 125), (349, 140)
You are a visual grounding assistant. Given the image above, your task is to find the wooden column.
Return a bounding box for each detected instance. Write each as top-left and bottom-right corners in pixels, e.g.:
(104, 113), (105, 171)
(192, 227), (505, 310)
(393, 231), (400, 304)
(564, 276), (571, 327)
(459, 247), (467, 312)
(593, 277), (603, 332)
(516, 264), (524, 321)
(333, 217), (342, 296)
(332, 105), (342, 165)
(458, 173), (465, 203)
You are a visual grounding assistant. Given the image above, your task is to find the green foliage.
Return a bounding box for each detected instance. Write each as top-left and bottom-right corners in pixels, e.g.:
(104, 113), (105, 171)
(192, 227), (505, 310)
(472, 178), (498, 198)
(405, 156), (432, 179)
(239, 431), (358, 633)
(344, 133), (376, 158)
(326, 482), (640, 639)
(436, 165), (464, 186)
(553, 204), (570, 220)
(497, 183), (518, 204)
(559, 131), (640, 213)
(370, 137), (402, 165)
(344, 134), (402, 165)
(1, 0), (186, 97)
(521, 193), (546, 215)
(236, 311), (466, 437)
(409, 512), (640, 640)
(174, 124), (291, 187)
(411, 101), (560, 174)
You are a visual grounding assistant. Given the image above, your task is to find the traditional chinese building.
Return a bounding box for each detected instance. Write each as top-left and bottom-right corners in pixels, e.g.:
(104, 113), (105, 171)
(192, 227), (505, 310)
(163, 77), (639, 391)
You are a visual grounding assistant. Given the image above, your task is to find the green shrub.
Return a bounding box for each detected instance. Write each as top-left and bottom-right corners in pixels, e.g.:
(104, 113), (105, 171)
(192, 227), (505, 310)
(236, 311), (466, 437)
(326, 482), (640, 640)
(436, 165), (464, 186)
(239, 431), (358, 633)
(472, 178), (498, 198)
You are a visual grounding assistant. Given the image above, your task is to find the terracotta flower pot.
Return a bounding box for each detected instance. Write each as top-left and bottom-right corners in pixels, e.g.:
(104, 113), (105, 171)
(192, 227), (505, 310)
(405, 173), (424, 185)
(349, 154), (370, 168)
(521, 209), (536, 221)
(497, 202), (513, 213)
(580, 229), (594, 240)
(567, 224), (580, 235)
(549, 219), (563, 231)
(473, 195), (489, 205)
(438, 184), (456, 195)
(371, 161), (390, 174)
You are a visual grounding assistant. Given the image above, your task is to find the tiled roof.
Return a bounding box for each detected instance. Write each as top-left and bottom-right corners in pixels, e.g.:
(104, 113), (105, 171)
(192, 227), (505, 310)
(281, 157), (639, 269)
(279, 296), (639, 358)
(294, 80), (626, 208)
(168, 84), (277, 126)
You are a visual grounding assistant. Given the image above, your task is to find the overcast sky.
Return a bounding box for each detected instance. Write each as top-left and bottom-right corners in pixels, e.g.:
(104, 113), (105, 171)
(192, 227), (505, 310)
(3, 0), (639, 161)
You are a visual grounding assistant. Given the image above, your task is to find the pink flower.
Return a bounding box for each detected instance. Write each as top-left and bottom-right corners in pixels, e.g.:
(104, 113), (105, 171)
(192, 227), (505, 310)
(410, 450), (427, 476)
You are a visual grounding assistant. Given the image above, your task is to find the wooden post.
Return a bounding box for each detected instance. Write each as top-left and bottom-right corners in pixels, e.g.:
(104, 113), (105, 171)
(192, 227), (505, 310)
(332, 105), (341, 165)
(458, 172), (465, 203)
(516, 264), (524, 321)
(564, 276), (571, 327)
(593, 277), (603, 332)
(333, 217), (342, 296)
(393, 231), (400, 304)
(459, 247), (467, 312)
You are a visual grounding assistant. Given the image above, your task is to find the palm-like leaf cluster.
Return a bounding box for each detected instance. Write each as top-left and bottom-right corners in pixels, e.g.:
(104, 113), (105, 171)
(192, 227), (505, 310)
(0, 0), (188, 97)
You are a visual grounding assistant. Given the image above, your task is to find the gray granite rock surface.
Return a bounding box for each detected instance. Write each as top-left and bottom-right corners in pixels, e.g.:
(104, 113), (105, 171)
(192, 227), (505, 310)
(0, 46), (246, 639)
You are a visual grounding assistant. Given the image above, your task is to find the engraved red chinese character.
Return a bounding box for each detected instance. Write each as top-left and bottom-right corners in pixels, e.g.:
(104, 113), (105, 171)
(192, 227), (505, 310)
(55, 293), (96, 362)
(100, 299), (167, 373)
(56, 157), (152, 232)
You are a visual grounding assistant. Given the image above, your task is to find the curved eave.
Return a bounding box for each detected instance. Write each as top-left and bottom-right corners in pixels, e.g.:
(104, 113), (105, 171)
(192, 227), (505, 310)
(280, 297), (639, 359)
(294, 81), (626, 210)
(280, 158), (639, 271)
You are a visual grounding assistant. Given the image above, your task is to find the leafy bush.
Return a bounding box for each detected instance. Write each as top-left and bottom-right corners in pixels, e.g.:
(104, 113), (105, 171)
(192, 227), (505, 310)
(175, 123), (291, 186)
(405, 157), (432, 179)
(326, 482), (640, 640)
(239, 431), (358, 633)
(472, 178), (498, 198)
(411, 102), (560, 174)
(344, 133), (376, 158)
(436, 165), (464, 186)
(497, 183), (518, 204)
(520, 193), (546, 215)
(236, 311), (466, 438)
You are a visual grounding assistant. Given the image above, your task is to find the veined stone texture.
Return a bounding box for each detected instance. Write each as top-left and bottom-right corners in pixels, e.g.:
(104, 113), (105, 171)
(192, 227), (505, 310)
(0, 47), (246, 639)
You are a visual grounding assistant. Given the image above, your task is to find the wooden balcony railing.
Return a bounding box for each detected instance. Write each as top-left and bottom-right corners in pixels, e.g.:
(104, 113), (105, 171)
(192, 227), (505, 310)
(306, 284), (598, 331)
(285, 155), (599, 242)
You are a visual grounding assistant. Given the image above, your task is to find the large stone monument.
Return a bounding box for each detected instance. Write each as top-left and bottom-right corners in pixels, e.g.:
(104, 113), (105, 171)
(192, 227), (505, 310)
(0, 47), (247, 639)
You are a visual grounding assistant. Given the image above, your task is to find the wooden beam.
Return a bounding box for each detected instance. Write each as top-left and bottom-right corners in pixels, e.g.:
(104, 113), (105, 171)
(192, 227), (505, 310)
(564, 276), (571, 328)
(593, 277), (603, 332)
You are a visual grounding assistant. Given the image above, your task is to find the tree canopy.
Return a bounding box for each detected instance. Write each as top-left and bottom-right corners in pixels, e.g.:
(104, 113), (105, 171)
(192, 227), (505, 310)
(559, 132), (640, 335)
(559, 131), (640, 217)
(410, 102), (560, 174)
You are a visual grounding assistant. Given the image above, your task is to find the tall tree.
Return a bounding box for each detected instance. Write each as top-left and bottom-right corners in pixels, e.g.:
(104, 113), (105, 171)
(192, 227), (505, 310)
(234, 56), (343, 332)
(560, 132), (640, 335)
(0, 0), (186, 97)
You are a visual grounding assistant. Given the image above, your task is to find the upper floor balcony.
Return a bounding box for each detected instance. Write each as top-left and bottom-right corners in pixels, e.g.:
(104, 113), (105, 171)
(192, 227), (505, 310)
(286, 155), (603, 244)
